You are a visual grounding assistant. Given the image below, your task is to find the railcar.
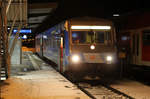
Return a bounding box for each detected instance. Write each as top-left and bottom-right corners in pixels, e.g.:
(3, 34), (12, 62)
(118, 12), (150, 68)
(36, 17), (118, 79)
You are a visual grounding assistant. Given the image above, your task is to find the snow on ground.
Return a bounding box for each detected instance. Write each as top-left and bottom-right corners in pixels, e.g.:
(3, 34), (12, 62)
(0, 52), (90, 99)
(111, 79), (150, 99)
(2, 51), (150, 99)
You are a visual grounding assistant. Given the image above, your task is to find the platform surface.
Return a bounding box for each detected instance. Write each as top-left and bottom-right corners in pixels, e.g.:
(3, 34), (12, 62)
(1, 52), (90, 99)
(111, 79), (150, 99)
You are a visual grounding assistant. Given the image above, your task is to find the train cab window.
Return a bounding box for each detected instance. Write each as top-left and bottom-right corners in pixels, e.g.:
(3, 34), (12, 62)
(143, 30), (150, 46)
(63, 33), (65, 48)
(72, 31), (87, 44)
(72, 30), (109, 44)
(95, 31), (104, 43)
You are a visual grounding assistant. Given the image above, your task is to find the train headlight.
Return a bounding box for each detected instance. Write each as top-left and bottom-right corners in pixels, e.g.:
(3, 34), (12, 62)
(90, 45), (95, 50)
(71, 55), (80, 63)
(106, 56), (112, 61)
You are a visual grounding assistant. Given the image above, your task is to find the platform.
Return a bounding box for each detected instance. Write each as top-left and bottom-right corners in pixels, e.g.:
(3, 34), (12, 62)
(111, 79), (150, 99)
(0, 52), (90, 99)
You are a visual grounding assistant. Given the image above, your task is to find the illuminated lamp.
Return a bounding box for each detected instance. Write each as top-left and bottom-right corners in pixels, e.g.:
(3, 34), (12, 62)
(71, 26), (111, 30)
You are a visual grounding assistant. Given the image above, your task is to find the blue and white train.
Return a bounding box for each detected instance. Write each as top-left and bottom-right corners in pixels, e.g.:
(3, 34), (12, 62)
(35, 17), (118, 79)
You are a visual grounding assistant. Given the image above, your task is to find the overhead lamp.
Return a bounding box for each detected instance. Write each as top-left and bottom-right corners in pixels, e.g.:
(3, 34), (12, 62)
(22, 35), (27, 39)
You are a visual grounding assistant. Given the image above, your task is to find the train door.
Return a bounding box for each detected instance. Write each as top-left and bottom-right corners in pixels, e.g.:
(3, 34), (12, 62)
(142, 30), (150, 62)
(132, 33), (139, 65)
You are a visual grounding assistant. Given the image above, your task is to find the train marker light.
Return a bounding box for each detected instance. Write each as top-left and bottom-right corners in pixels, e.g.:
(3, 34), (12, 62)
(71, 26), (111, 30)
(90, 45), (95, 50)
(106, 56), (112, 61)
(71, 55), (80, 63)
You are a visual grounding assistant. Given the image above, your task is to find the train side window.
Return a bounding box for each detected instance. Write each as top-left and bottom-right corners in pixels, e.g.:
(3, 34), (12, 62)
(132, 35), (136, 55)
(137, 34), (139, 56)
(143, 30), (150, 46)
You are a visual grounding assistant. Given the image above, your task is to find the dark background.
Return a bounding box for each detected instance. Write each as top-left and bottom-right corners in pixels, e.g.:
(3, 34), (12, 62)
(30, 0), (149, 33)
(25, 0), (149, 47)
(29, 0), (149, 17)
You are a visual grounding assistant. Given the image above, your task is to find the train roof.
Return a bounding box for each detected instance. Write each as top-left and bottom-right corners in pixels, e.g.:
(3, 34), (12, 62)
(69, 17), (113, 26)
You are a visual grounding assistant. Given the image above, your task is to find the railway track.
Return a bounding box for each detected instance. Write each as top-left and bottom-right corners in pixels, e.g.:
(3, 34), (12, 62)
(75, 80), (134, 99)
(36, 54), (135, 99)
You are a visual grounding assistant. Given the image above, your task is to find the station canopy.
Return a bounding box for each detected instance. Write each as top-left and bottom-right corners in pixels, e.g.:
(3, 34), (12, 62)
(28, 1), (58, 30)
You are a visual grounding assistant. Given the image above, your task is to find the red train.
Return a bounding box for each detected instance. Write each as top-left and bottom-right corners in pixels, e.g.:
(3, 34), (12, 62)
(118, 11), (150, 68)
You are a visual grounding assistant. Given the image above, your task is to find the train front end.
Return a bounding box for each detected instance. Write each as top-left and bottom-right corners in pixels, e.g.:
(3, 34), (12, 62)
(67, 18), (118, 78)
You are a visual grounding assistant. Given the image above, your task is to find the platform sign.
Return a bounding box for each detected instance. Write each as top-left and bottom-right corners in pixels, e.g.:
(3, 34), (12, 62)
(13, 29), (32, 33)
